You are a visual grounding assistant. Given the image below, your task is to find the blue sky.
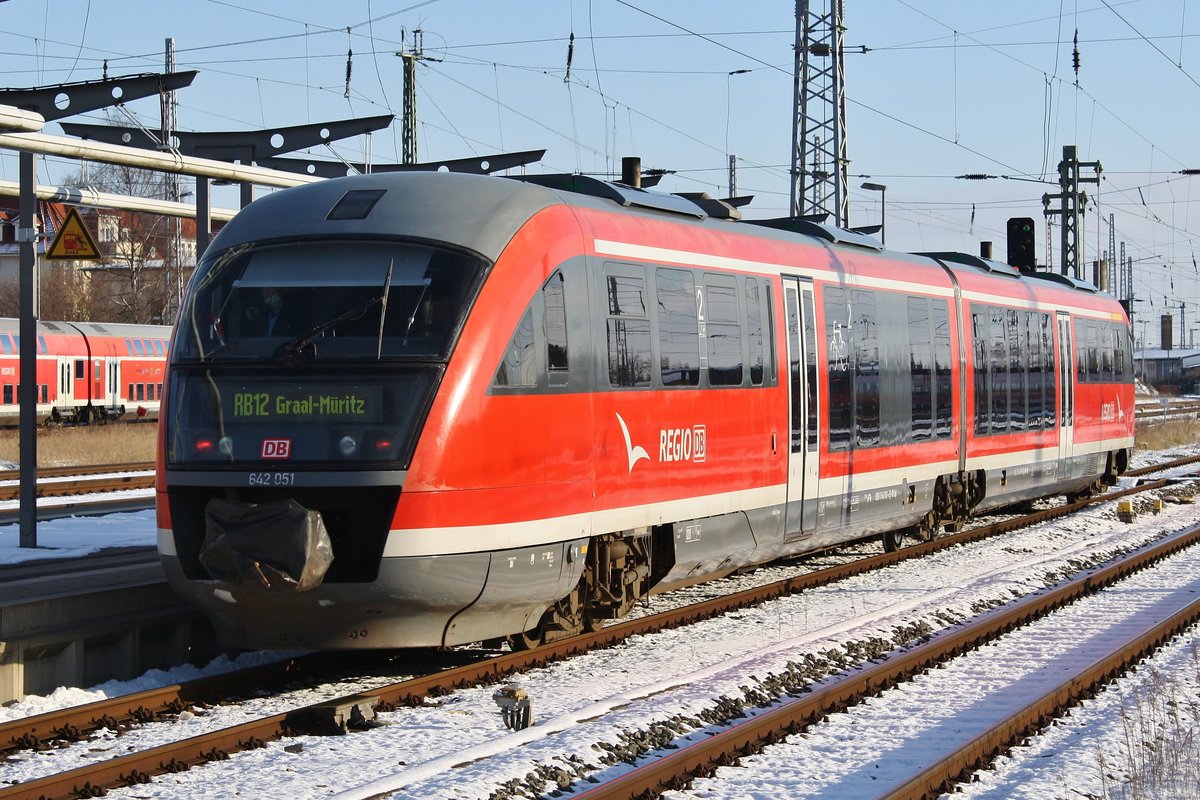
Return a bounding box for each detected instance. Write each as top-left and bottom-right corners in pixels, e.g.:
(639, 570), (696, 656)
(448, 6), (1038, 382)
(1, 1), (1197, 345)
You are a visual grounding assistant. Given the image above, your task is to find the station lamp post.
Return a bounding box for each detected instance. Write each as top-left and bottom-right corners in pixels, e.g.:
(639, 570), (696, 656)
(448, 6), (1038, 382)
(861, 181), (887, 246)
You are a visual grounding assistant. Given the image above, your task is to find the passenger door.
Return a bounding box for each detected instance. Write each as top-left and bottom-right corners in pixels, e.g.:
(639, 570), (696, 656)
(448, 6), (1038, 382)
(784, 277), (820, 541)
(1056, 312), (1075, 479)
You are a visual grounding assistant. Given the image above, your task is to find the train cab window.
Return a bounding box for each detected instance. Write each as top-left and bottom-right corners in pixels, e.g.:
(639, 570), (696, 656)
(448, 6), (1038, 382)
(544, 272), (569, 381)
(175, 240), (485, 362)
(704, 273), (742, 386)
(74, 359), (85, 380)
(824, 287), (852, 451)
(606, 270), (652, 388)
(656, 268), (700, 387)
(747, 280), (766, 386)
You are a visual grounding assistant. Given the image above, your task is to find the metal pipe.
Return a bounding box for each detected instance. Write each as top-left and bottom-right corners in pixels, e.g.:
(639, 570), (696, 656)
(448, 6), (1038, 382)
(0, 179), (238, 221)
(0, 131), (320, 189)
(0, 105), (45, 133)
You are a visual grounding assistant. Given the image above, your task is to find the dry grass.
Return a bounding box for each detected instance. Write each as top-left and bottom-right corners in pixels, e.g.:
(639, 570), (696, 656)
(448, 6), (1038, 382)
(0, 423), (157, 468)
(1136, 419), (1200, 452)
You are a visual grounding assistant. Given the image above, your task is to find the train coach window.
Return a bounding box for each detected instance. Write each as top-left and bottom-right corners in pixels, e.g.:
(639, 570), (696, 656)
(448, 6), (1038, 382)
(907, 297), (933, 442)
(606, 272), (652, 388)
(1026, 312), (1044, 429)
(1008, 309), (1026, 433)
(544, 271), (569, 378)
(932, 300), (953, 439)
(704, 273), (742, 386)
(989, 307), (1009, 435)
(2, 385), (10, 404)
(824, 287), (852, 451)
(656, 268), (700, 387)
(75, 359), (85, 380)
(41, 384), (48, 403)
(972, 309), (988, 436)
(747, 280), (766, 386)
(853, 290), (880, 448)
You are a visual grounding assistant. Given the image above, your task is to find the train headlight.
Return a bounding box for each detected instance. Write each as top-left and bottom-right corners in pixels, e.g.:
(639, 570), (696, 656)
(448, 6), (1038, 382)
(338, 434), (359, 456)
(218, 436), (234, 457)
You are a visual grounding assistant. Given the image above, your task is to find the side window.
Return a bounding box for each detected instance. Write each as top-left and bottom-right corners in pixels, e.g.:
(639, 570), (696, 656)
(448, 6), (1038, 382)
(656, 268), (699, 387)
(494, 308), (538, 387)
(1043, 314), (1057, 427)
(746, 280), (766, 385)
(932, 300), (953, 439)
(606, 270), (651, 388)
(802, 289), (818, 449)
(2, 385), (11, 404)
(75, 359), (85, 380)
(544, 271), (568, 382)
(1008, 309), (1025, 433)
(853, 289), (880, 448)
(825, 287), (852, 451)
(704, 273), (742, 386)
(1027, 311), (1043, 430)
(972, 307), (989, 436)
(988, 307), (1008, 435)
(907, 297), (932, 442)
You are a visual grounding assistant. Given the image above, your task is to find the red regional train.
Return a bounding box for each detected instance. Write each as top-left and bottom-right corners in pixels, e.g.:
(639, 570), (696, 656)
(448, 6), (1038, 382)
(0, 317), (171, 425)
(156, 171), (1135, 651)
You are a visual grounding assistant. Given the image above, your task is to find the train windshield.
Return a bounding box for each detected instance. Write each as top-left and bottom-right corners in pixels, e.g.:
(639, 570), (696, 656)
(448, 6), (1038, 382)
(174, 240), (485, 362)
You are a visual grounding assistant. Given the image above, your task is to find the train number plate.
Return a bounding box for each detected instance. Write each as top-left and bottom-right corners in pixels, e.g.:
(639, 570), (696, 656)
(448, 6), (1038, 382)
(248, 472), (295, 487)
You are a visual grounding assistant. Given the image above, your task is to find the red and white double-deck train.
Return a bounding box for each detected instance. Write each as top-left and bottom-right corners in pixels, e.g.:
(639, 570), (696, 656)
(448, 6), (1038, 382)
(156, 171), (1134, 650)
(0, 317), (170, 424)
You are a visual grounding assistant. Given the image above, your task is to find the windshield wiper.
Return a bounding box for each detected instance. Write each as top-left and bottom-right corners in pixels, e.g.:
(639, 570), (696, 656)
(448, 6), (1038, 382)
(274, 295), (382, 363)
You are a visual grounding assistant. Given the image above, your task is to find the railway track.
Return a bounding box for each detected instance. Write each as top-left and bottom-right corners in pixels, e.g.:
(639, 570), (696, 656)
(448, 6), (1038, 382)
(0, 462), (154, 502)
(570, 524), (1200, 800)
(2, 455), (1198, 799)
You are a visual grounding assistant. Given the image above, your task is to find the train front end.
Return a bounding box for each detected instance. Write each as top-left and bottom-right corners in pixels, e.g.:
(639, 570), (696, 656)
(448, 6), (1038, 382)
(155, 173), (555, 649)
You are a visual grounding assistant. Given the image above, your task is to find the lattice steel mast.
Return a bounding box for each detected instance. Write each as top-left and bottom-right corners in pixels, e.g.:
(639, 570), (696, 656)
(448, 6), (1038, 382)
(790, 0), (848, 225)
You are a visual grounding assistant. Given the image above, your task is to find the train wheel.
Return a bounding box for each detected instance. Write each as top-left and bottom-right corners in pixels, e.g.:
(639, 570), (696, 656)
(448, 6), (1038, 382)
(882, 528), (905, 552)
(511, 626), (544, 651)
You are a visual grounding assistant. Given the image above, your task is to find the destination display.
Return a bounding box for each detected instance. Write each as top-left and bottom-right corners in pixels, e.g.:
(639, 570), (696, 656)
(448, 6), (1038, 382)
(223, 384), (383, 423)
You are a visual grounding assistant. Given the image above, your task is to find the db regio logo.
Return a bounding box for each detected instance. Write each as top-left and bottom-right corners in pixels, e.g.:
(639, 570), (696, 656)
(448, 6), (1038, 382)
(659, 424), (707, 463)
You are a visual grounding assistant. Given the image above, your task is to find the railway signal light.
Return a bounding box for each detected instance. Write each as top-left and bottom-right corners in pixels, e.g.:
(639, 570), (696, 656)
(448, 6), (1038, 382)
(1007, 217), (1037, 271)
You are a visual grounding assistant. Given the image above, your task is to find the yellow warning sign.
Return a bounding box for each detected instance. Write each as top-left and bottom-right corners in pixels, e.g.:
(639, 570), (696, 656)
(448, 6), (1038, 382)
(45, 207), (102, 260)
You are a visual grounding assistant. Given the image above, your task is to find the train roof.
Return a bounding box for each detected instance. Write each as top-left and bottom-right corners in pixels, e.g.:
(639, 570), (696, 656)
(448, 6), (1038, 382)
(0, 318), (172, 338)
(206, 172), (1112, 301)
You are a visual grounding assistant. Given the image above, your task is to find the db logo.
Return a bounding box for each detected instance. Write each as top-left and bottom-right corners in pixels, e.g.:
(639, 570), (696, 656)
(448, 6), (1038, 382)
(261, 438), (292, 459)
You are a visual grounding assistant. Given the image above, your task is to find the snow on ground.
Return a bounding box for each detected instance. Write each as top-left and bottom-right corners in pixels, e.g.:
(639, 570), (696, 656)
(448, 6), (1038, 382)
(0, 503), (155, 563)
(2, 444), (1200, 798)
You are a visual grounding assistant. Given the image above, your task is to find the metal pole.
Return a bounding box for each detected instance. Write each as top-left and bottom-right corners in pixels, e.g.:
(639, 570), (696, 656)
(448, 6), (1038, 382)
(195, 176), (212, 256)
(18, 151), (37, 548)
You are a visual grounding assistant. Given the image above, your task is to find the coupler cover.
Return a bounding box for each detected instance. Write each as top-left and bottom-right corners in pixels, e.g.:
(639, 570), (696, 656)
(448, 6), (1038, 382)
(200, 497), (334, 592)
